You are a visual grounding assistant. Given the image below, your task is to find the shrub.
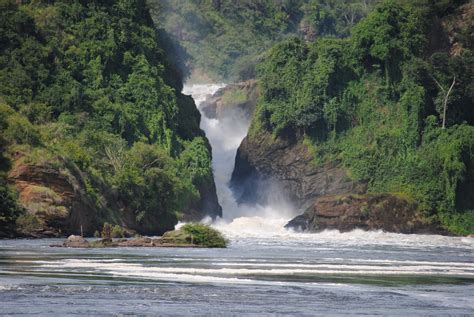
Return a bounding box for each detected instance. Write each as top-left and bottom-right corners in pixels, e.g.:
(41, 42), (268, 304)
(439, 211), (474, 236)
(221, 89), (247, 106)
(3, 113), (41, 146)
(15, 213), (42, 233)
(111, 225), (125, 238)
(101, 222), (112, 240)
(0, 184), (23, 235)
(18, 103), (52, 124)
(181, 223), (227, 248)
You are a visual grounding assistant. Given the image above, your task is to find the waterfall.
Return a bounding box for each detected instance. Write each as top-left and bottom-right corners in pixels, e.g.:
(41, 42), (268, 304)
(183, 84), (295, 237)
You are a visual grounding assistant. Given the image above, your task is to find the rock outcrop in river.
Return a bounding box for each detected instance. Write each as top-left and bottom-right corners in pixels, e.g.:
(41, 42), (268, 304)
(285, 194), (446, 234)
(58, 224), (227, 248)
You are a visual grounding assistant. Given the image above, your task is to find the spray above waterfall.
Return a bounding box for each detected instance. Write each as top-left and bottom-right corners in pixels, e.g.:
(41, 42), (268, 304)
(183, 84), (296, 234)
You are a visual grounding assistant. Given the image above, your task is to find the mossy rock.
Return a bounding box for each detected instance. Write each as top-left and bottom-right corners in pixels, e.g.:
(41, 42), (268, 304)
(162, 223), (227, 248)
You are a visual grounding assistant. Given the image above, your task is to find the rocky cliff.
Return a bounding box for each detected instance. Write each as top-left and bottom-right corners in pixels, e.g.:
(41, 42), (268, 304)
(231, 130), (449, 234)
(229, 2), (474, 235)
(231, 130), (365, 211)
(6, 149), (222, 238)
(7, 155), (99, 237)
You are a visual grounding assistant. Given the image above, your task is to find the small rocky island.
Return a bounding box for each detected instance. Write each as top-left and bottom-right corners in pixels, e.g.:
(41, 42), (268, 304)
(55, 223), (227, 249)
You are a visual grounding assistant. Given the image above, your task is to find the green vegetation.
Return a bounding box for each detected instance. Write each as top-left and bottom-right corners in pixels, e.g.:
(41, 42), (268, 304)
(181, 223), (227, 248)
(0, 103), (23, 236)
(160, 223), (227, 247)
(254, 0), (474, 234)
(100, 222), (125, 238)
(0, 0), (215, 235)
(155, 0), (381, 81)
(15, 213), (42, 235)
(221, 89), (248, 107)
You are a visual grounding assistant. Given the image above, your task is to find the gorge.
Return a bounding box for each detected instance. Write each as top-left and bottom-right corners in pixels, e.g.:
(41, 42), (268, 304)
(1, 0), (474, 315)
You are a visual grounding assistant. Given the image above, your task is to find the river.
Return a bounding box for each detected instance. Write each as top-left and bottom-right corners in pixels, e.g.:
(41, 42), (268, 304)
(0, 84), (473, 316)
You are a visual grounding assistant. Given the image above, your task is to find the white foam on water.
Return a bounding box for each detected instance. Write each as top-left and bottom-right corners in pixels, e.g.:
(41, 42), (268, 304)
(183, 83), (297, 237)
(38, 259), (474, 283)
(211, 261), (474, 269)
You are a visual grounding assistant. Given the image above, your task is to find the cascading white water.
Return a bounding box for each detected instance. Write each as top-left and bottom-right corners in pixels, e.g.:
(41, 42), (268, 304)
(182, 84), (296, 237)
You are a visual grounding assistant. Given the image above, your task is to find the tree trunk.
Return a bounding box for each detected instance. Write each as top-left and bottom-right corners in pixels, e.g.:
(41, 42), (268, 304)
(442, 76), (456, 129)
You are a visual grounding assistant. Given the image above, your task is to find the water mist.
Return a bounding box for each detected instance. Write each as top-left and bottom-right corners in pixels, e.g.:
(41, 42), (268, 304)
(183, 84), (296, 237)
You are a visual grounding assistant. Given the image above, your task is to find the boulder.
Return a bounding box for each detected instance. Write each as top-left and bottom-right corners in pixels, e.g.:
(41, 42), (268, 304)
(62, 235), (90, 248)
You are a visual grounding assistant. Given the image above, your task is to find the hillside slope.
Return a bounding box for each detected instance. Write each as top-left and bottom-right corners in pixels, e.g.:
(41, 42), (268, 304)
(232, 0), (474, 235)
(0, 0), (221, 238)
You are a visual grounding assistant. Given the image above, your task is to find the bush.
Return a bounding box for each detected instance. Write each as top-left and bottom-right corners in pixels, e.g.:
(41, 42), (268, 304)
(0, 184), (23, 235)
(221, 89), (247, 106)
(439, 211), (474, 236)
(15, 213), (42, 234)
(18, 103), (52, 124)
(101, 223), (112, 240)
(2, 112), (41, 146)
(181, 223), (227, 248)
(111, 225), (125, 238)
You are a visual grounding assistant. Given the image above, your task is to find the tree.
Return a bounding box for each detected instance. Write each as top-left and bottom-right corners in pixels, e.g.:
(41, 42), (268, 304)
(352, 0), (424, 85)
(430, 74), (456, 129)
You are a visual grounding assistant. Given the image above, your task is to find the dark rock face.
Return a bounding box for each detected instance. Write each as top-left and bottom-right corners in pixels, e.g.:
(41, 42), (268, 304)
(285, 194), (446, 234)
(184, 180), (222, 222)
(232, 129), (448, 234)
(231, 130), (365, 211)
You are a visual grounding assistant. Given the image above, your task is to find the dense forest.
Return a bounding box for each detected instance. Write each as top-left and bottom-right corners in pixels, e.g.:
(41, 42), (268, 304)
(156, 0), (381, 81)
(250, 0), (474, 234)
(0, 0), (220, 237)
